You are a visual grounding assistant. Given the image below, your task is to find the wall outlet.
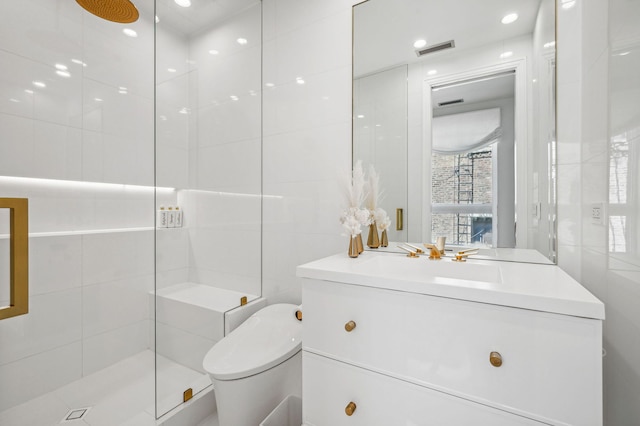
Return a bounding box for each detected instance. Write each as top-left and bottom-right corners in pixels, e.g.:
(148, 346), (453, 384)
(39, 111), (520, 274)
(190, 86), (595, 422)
(591, 203), (604, 225)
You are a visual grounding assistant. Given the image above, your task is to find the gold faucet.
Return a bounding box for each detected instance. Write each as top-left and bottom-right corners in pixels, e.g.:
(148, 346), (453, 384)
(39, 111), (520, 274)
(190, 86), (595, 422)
(423, 244), (442, 260)
(397, 245), (420, 258)
(452, 249), (479, 262)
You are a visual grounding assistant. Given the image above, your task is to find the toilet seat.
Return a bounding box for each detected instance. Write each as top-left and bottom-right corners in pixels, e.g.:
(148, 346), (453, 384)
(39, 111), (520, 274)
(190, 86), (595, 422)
(203, 303), (302, 381)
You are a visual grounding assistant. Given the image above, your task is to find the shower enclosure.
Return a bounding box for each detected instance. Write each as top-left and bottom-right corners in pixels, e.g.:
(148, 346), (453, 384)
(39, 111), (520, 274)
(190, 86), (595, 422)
(0, 0), (262, 423)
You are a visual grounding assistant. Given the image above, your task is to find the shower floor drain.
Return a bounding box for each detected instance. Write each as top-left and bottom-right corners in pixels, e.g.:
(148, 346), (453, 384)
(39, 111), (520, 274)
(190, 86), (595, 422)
(60, 407), (91, 423)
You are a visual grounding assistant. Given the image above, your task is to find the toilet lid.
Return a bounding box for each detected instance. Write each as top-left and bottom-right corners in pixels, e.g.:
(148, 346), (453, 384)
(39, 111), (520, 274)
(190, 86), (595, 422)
(203, 304), (302, 380)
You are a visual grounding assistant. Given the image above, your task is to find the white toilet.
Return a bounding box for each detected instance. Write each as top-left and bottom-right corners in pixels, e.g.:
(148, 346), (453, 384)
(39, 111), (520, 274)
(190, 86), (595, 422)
(203, 303), (302, 426)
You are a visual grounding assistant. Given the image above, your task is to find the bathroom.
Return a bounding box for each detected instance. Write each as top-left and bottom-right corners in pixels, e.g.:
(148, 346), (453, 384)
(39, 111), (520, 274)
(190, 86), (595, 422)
(0, 0), (638, 425)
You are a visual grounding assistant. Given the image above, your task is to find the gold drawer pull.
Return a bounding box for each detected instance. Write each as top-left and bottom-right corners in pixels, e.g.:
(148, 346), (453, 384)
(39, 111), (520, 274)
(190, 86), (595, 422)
(490, 351), (503, 367)
(345, 401), (357, 416)
(344, 320), (356, 332)
(295, 310), (303, 321)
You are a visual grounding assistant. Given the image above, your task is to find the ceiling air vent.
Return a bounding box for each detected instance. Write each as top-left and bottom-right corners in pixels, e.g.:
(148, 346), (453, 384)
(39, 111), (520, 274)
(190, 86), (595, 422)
(416, 40), (455, 57)
(438, 98), (464, 107)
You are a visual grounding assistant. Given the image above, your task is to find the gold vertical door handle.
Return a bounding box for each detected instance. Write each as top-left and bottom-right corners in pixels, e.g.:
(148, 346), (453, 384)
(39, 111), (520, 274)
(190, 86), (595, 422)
(396, 208), (403, 231)
(0, 198), (29, 320)
(490, 351), (503, 367)
(345, 401), (357, 416)
(344, 320), (356, 332)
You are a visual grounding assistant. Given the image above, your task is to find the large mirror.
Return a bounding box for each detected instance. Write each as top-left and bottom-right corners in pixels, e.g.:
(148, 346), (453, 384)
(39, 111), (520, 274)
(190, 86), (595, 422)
(353, 0), (557, 263)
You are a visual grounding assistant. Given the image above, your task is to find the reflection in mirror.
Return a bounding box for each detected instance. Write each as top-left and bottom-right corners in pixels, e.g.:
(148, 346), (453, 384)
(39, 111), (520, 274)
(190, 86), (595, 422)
(353, 0), (557, 263)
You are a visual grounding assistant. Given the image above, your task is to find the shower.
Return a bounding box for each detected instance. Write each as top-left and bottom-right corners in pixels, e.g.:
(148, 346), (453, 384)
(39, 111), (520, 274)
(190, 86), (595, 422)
(0, 0), (262, 424)
(76, 0), (139, 23)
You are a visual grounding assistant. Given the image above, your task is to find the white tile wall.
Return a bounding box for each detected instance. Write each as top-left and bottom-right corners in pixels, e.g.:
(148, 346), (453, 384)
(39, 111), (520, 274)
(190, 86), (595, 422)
(261, 0), (357, 304)
(558, 0), (640, 423)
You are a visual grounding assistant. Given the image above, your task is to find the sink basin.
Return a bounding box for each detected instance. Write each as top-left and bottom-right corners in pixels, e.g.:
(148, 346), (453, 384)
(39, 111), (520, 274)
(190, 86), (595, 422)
(356, 253), (502, 285)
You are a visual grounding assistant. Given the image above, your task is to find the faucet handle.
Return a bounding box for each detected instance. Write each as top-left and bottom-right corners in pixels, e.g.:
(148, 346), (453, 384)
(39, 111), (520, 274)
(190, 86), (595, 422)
(452, 249), (479, 262)
(397, 245), (419, 258)
(423, 244), (442, 260)
(404, 243), (424, 254)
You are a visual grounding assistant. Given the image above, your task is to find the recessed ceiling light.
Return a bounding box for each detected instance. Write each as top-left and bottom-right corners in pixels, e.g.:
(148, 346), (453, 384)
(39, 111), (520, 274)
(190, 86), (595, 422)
(24, 89), (34, 94)
(500, 51), (513, 59)
(32, 81), (46, 88)
(174, 0), (191, 7)
(95, 98), (103, 102)
(296, 77), (305, 85)
(413, 39), (427, 49)
(427, 69), (438, 76)
(237, 38), (248, 45)
(56, 70), (71, 78)
(208, 50), (219, 55)
(55, 64), (68, 71)
(357, 114), (365, 119)
(265, 82), (275, 87)
(501, 13), (518, 24)
(123, 28), (137, 37)
(230, 95), (239, 101)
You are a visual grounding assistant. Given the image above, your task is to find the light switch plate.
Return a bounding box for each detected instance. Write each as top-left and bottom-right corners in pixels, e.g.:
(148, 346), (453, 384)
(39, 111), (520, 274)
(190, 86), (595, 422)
(591, 203), (604, 225)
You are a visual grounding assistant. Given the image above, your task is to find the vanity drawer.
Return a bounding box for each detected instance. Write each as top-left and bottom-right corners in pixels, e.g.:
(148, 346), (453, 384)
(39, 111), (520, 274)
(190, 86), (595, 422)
(302, 278), (602, 425)
(303, 351), (545, 426)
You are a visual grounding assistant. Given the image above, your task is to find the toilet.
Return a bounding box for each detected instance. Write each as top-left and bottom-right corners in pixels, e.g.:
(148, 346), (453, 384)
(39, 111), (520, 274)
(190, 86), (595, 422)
(203, 303), (302, 426)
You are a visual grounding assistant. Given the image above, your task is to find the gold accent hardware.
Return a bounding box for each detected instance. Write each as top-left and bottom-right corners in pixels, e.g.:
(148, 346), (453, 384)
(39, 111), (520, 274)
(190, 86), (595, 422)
(76, 0), (139, 23)
(183, 388), (193, 402)
(423, 244), (441, 260)
(435, 236), (447, 254)
(356, 234), (364, 254)
(490, 351), (503, 367)
(396, 208), (403, 230)
(344, 320), (356, 332)
(404, 243), (424, 254)
(345, 401), (357, 416)
(452, 250), (478, 262)
(240, 296), (247, 306)
(397, 245), (418, 258)
(295, 310), (303, 321)
(0, 198), (29, 321)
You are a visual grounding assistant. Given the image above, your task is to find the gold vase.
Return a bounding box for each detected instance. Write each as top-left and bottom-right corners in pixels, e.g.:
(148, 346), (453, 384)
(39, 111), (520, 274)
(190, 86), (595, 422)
(367, 222), (380, 248)
(380, 229), (388, 247)
(356, 233), (364, 254)
(348, 236), (359, 258)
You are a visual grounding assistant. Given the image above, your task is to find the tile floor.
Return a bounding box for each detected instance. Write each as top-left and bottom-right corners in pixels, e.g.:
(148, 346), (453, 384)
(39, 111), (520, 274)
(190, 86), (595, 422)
(0, 350), (211, 426)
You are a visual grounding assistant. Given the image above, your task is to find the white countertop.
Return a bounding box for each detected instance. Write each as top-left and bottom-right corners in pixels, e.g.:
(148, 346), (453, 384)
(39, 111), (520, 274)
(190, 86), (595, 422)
(297, 251), (605, 320)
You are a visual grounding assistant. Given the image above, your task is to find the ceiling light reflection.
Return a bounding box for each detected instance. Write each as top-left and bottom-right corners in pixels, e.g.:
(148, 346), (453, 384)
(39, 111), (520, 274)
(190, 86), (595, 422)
(123, 28), (138, 37)
(501, 13), (518, 24)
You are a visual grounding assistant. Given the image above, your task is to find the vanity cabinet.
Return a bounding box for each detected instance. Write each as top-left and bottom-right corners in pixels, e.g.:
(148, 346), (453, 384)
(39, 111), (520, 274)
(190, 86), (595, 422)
(298, 253), (604, 426)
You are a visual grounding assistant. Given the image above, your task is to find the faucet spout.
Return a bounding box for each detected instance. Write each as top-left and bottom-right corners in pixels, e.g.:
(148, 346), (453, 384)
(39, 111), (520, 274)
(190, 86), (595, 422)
(423, 244), (442, 260)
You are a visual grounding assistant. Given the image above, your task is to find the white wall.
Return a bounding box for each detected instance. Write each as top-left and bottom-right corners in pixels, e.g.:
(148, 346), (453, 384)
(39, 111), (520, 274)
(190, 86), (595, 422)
(0, 0), (158, 411)
(551, 0), (640, 424)
(261, 0), (357, 304)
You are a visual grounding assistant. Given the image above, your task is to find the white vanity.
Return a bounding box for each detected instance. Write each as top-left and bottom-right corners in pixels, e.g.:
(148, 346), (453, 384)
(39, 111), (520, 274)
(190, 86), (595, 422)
(297, 251), (604, 426)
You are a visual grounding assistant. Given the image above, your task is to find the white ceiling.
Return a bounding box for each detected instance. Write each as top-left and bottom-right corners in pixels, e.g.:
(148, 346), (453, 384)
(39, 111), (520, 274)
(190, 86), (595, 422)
(354, 0), (542, 77)
(432, 73), (515, 111)
(145, 0), (258, 37)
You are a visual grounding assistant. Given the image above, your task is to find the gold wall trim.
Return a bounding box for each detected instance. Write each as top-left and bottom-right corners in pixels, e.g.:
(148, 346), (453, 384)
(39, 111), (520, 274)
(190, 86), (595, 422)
(0, 198), (29, 320)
